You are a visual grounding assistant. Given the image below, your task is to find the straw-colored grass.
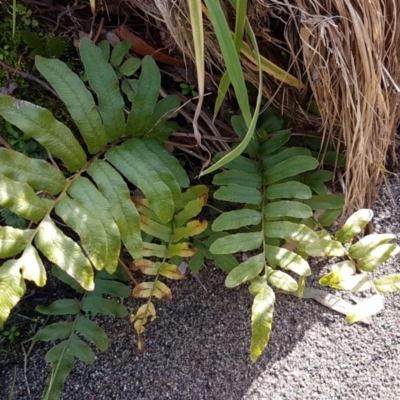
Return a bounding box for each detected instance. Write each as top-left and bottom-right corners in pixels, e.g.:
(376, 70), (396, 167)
(122, 0), (400, 216)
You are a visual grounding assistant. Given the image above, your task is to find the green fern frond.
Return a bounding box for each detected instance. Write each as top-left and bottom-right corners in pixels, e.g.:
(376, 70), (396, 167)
(33, 268), (130, 400)
(209, 114), (344, 361)
(130, 186), (208, 349)
(0, 39), (183, 328)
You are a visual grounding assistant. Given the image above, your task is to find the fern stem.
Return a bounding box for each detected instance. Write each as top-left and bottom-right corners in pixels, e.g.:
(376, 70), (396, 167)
(118, 258), (139, 286)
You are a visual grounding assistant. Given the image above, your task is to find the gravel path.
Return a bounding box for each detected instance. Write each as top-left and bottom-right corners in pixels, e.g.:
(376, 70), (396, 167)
(1, 174), (399, 400)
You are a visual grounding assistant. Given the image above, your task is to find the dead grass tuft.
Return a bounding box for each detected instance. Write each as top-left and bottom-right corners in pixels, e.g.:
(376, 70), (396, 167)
(121, 0), (400, 216)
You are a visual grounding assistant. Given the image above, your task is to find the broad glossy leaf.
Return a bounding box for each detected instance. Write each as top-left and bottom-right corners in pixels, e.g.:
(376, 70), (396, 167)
(265, 245), (311, 276)
(126, 56), (161, 137)
(319, 261), (356, 286)
(331, 274), (372, 292)
(0, 260), (26, 327)
(265, 201), (313, 219)
(0, 174), (51, 222)
(264, 221), (319, 243)
(267, 268), (298, 291)
(265, 155), (318, 185)
(106, 139), (175, 223)
(174, 194), (208, 227)
(335, 209), (374, 243)
(374, 274), (400, 294)
(210, 232), (263, 254)
(225, 253), (265, 288)
(304, 194), (345, 210)
(19, 245), (46, 286)
(33, 321), (73, 342)
(358, 243), (400, 272)
(82, 297), (128, 317)
(68, 177), (121, 273)
(36, 299), (80, 315)
(0, 226), (34, 258)
(35, 216), (94, 290)
(80, 39), (125, 141)
(173, 220), (208, 241)
(213, 170), (261, 188)
(0, 94), (86, 171)
(345, 295), (384, 323)
(35, 57), (108, 153)
(0, 147), (66, 194)
(265, 181), (312, 200)
(212, 209), (262, 231)
(87, 160), (142, 259)
(348, 234), (396, 259)
(250, 283), (274, 362)
(214, 184), (262, 205)
(75, 315), (109, 351)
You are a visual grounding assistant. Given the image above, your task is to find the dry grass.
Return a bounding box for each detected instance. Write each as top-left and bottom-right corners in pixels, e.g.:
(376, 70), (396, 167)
(121, 0), (400, 216)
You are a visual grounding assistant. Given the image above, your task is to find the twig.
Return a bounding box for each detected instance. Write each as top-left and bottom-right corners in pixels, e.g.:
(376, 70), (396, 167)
(0, 135), (12, 149)
(21, 341), (35, 399)
(0, 60), (58, 98)
(118, 258), (139, 286)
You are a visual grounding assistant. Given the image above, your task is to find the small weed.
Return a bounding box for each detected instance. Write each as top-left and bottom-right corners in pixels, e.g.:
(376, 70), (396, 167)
(2, 325), (20, 343)
(180, 82), (198, 97)
(15, 3), (38, 28)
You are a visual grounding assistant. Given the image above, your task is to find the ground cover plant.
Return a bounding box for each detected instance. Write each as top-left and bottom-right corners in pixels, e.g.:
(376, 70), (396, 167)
(1, 2), (400, 398)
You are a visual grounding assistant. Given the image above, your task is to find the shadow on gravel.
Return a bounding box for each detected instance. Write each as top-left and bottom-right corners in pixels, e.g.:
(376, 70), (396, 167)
(1, 265), (337, 400)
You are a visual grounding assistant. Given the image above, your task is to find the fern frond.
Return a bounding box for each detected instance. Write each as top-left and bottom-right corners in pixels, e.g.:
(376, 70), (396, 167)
(209, 114), (344, 361)
(79, 39), (126, 141)
(33, 268), (130, 400)
(35, 56), (108, 154)
(130, 186), (208, 349)
(0, 40), (185, 331)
